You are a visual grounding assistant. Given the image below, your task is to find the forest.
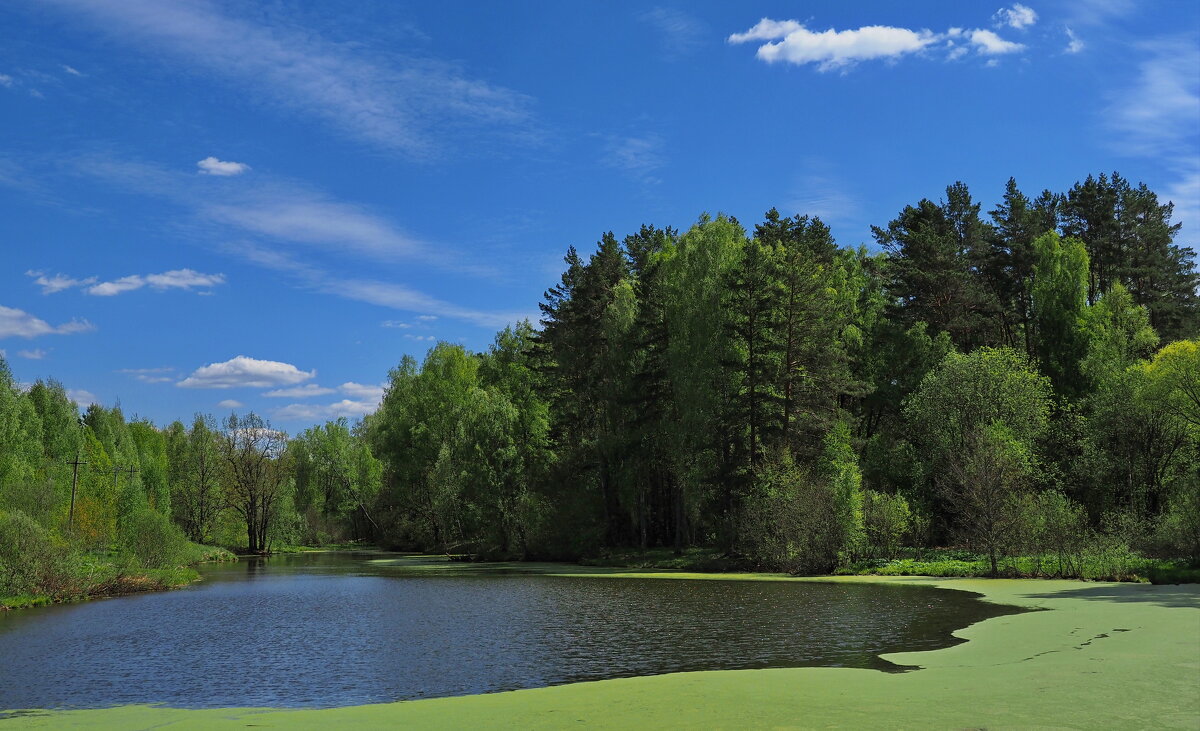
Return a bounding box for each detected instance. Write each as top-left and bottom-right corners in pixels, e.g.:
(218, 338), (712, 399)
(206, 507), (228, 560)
(2, 172), (1199, 604)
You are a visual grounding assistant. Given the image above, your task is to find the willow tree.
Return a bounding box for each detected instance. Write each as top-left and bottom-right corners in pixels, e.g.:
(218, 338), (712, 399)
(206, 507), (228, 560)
(1031, 231), (1090, 396)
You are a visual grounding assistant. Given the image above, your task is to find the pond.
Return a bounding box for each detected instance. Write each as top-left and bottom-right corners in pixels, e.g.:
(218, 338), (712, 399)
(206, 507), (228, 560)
(0, 552), (1024, 710)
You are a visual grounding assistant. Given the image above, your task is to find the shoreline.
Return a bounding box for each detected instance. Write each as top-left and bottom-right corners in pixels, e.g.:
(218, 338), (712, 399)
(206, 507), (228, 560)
(4, 572), (1198, 729)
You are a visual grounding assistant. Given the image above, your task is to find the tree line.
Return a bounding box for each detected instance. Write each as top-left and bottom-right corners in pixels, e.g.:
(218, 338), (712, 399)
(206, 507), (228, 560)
(2, 171), (1198, 586)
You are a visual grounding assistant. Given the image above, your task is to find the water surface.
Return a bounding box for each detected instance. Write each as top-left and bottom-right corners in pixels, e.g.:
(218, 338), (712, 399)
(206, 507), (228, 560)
(0, 552), (1023, 709)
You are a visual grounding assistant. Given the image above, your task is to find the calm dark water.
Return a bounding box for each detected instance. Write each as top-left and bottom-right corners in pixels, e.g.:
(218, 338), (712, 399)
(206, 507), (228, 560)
(0, 553), (1022, 710)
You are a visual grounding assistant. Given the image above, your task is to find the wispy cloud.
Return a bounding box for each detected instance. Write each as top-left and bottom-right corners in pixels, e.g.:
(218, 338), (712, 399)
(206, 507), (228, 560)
(0, 73), (13, 88)
(640, 7), (706, 59)
(1106, 38), (1200, 159)
(197, 157), (249, 176)
(88, 269), (226, 296)
(994, 4), (1038, 30)
(27, 271), (97, 294)
(41, 0), (533, 158)
(204, 194), (424, 262)
(216, 399), (243, 409)
(601, 134), (665, 185)
(1105, 37), (1200, 234)
(67, 388), (98, 406)
(263, 384), (336, 399)
(17, 348), (48, 360)
(0, 304), (94, 338)
(787, 171), (861, 224)
(1064, 28), (1085, 54)
(177, 355), (315, 389)
(117, 367), (175, 384)
(61, 64), (84, 76)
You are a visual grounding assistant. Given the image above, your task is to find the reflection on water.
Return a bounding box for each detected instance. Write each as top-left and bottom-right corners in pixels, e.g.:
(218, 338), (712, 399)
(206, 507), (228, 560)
(0, 552), (1023, 710)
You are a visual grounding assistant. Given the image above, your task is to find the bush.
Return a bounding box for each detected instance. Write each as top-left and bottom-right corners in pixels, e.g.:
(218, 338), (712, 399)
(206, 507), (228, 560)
(118, 508), (191, 569)
(863, 490), (912, 560)
(0, 509), (75, 596)
(739, 459), (841, 574)
(1156, 477), (1200, 565)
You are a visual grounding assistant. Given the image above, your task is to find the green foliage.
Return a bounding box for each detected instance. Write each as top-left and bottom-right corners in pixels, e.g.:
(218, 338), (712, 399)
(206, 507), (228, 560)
(905, 347), (1052, 464)
(1, 172), (1195, 588)
(118, 506), (191, 569)
(863, 490), (912, 560)
(0, 509), (72, 596)
(1031, 232), (1091, 395)
(738, 457), (840, 574)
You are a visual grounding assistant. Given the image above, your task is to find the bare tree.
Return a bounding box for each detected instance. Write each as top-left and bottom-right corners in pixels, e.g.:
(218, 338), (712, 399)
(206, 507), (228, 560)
(219, 413), (288, 553)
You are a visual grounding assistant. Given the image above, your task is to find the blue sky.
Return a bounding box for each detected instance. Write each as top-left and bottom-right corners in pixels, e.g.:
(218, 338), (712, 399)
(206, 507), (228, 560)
(2, 0), (1197, 433)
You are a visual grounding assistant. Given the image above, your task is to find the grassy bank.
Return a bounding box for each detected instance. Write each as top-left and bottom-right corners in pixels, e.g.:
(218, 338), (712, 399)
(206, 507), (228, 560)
(0, 542), (235, 611)
(4, 568), (1198, 729)
(578, 545), (1199, 583)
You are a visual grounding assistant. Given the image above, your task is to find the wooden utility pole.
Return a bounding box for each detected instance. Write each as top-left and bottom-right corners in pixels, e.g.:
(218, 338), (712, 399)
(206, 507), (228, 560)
(111, 464), (124, 496)
(66, 452), (88, 532)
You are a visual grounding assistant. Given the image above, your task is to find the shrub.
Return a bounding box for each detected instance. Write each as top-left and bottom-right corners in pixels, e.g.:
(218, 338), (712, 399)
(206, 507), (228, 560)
(863, 490), (912, 560)
(0, 509), (75, 596)
(740, 459), (840, 574)
(118, 508), (191, 569)
(1156, 476), (1200, 565)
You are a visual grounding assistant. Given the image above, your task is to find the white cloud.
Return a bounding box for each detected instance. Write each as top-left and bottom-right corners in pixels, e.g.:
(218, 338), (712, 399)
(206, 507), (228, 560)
(216, 399), (243, 409)
(994, 4), (1038, 30)
(729, 19), (937, 71)
(601, 135), (665, 185)
(274, 398), (379, 422)
(381, 320), (412, 329)
(970, 29), (1025, 55)
(177, 355), (316, 389)
(61, 64), (83, 76)
(27, 271), (97, 294)
(416, 315), (438, 321)
(339, 382), (385, 401)
(41, 0), (532, 158)
(67, 389), (98, 406)
(17, 348), (48, 360)
(117, 367), (175, 383)
(269, 381), (385, 422)
(640, 7), (705, 58)
(263, 384), (337, 398)
(86, 268), (225, 296)
(0, 73), (13, 88)
(88, 275), (144, 296)
(1064, 28), (1085, 54)
(404, 334), (437, 342)
(197, 157), (250, 176)
(0, 305), (94, 338)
